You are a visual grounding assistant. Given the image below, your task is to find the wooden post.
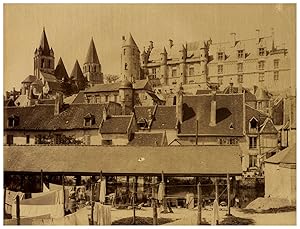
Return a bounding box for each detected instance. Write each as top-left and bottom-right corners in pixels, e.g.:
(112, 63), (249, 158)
(16, 195), (20, 225)
(40, 169), (43, 192)
(152, 177), (158, 225)
(62, 174), (65, 216)
(226, 174), (231, 216)
(4, 186), (6, 215)
(215, 177), (218, 203)
(91, 180), (94, 225)
(162, 171), (168, 213)
(196, 120), (199, 145)
(197, 182), (202, 225)
(132, 177), (136, 225)
(126, 176), (130, 204)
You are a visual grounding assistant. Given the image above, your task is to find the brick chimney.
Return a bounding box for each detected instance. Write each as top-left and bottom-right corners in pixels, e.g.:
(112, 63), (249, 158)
(54, 92), (63, 115)
(209, 88), (217, 127)
(169, 39), (174, 48)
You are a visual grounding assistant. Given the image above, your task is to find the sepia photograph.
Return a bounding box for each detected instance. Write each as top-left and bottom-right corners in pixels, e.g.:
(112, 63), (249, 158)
(3, 3), (296, 226)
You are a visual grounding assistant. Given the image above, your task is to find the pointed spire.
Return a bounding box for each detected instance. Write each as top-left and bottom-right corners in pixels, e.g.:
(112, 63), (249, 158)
(124, 33), (138, 48)
(161, 46), (167, 54)
(85, 37), (100, 64)
(54, 57), (69, 81)
(39, 27), (50, 56)
(70, 60), (86, 90)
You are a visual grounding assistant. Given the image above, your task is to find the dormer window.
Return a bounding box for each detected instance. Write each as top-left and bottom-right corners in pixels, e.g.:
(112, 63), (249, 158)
(137, 118), (148, 129)
(259, 48), (265, 56)
(217, 52), (224, 61)
(249, 117), (258, 132)
(84, 113), (95, 127)
(237, 50), (244, 59)
(8, 115), (19, 127)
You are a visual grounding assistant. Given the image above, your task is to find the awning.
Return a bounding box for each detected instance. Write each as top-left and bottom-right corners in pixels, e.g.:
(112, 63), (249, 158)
(4, 145), (242, 176)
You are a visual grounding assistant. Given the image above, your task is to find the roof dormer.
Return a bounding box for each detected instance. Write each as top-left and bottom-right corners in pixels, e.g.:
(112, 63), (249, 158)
(84, 113), (95, 127)
(8, 115), (19, 128)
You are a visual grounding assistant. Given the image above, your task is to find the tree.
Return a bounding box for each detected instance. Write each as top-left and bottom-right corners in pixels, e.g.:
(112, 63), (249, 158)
(104, 74), (120, 84)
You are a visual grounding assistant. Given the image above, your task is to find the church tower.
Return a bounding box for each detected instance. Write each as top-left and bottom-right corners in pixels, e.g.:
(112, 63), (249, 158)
(83, 38), (103, 87)
(33, 27), (55, 78)
(121, 33), (141, 83)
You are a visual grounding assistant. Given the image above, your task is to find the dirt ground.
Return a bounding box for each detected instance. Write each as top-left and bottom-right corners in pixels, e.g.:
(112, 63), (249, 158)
(110, 206), (296, 225)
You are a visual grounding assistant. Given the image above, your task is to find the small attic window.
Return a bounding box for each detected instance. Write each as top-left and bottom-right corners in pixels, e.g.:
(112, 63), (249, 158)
(137, 118), (148, 129)
(229, 123), (234, 129)
(8, 115), (19, 127)
(84, 113), (95, 127)
(249, 117), (258, 131)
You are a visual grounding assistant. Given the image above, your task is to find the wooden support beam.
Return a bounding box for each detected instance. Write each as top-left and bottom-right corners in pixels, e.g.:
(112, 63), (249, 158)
(16, 195), (20, 225)
(62, 174), (65, 216)
(40, 169), (43, 192)
(215, 177), (218, 203)
(91, 178), (94, 225)
(161, 171), (168, 213)
(152, 176), (158, 225)
(197, 182), (202, 225)
(132, 177), (136, 225)
(226, 174), (232, 216)
(4, 186), (6, 216)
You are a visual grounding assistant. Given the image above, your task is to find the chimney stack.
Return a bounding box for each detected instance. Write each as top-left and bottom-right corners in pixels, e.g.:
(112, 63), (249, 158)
(149, 41), (154, 50)
(54, 92), (63, 115)
(169, 39), (174, 48)
(230, 32), (236, 47)
(256, 29), (260, 44)
(209, 87), (217, 127)
(176, 83), (184, 125)
(103, 106), (108, 121)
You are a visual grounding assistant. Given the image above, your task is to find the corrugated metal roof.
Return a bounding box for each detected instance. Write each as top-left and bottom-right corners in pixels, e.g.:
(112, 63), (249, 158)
(4, 145), (242, 175)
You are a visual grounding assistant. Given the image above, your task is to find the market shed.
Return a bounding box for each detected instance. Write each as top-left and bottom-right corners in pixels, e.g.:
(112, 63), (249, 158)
(4, 145), (242, 176)
(264, 144), (296, 205)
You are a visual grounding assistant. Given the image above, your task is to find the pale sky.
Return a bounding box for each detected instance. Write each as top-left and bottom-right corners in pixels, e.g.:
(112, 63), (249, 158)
(4, 4), (296, 91)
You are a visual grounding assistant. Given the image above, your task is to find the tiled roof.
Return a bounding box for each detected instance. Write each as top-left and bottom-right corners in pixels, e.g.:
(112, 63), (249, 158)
(260, 118), (278, 134)
(85, 83), (120, 93)
(180, 94), (244, 136)
(151, 106), (177, 129)
(208, 36), (273, 63)
(46, 81), (62, 92)
(4, 103), (116, 131)
(134, 106), (155, 122)
(133, 79), (149, 90)
(22, 75), (37, 83)
(128, 133), (165, 146)
(4, 145), (243, 175)
(222, 86), (257, 101)
(100, 115), (133, 134)
(72, 91), (85, 104)
(40, 71), (57, 83)
(265, 144), (295, 165)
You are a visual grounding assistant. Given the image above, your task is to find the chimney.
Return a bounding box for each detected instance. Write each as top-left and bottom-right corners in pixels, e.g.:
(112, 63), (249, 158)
(230, 32), (236, 47)
(238, 83), (243, 93)
(54, 92), (63, 115)
(253, 85), (258, 94)
(176, 83), (184, 124)
(271, 27), (275, 50)
(256, 29), (260, 44)
(209, 88), (217, 127)
(169, 39), (174, 48)
(149, 41), (154, 50)
(122, 35), (125, 41)
(229, 78), (234, 94)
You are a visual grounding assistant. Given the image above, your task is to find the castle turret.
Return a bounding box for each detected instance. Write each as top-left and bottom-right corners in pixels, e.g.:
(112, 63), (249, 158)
(119, 79), (133, 114)
(176, 83), (184, 125)
(121, 33), (141, 83)
(83, 37), (103, 87)
(33, 27), (55, 78)
(160, 47), (168, 86)
(199, 41), (209, 83)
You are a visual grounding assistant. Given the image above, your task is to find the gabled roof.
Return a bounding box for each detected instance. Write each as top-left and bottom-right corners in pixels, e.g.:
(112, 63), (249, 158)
(72, 91), (85, 104)
(40, 71), (57, 83)
(128, 132), (166, 146)
(46, 81), (62, 92)
(4, 103), (121, 131)
(223, 86), (256, 101)
(54, 58), (69, 81)
(180, 94), (244, 136)
(4, 145), (243, 175)
(84, 38), (100, 64)
(100, 115), (133, 134)
(265, 145), (296, 165)
(133, 79), (150, 90)
(22, 75), (37, 84)
(38, 28), (50, 56)
(259, 118), (278, 134)
(134, 106), (155, 122)
(245, 104), (268, 134)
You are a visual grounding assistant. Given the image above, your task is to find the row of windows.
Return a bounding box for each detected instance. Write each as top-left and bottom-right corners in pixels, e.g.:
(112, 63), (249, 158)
(217, 71), (280, 85)
(217, 48), (267, 62)
(83, 65), (98, 73)
(217, 59), (280, 75)
(86, 94), (119, 103)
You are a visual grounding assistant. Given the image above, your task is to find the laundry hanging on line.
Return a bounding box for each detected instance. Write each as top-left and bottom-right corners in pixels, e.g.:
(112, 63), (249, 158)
(93, 202), (112, 225)
(4, 189), (25, 215)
